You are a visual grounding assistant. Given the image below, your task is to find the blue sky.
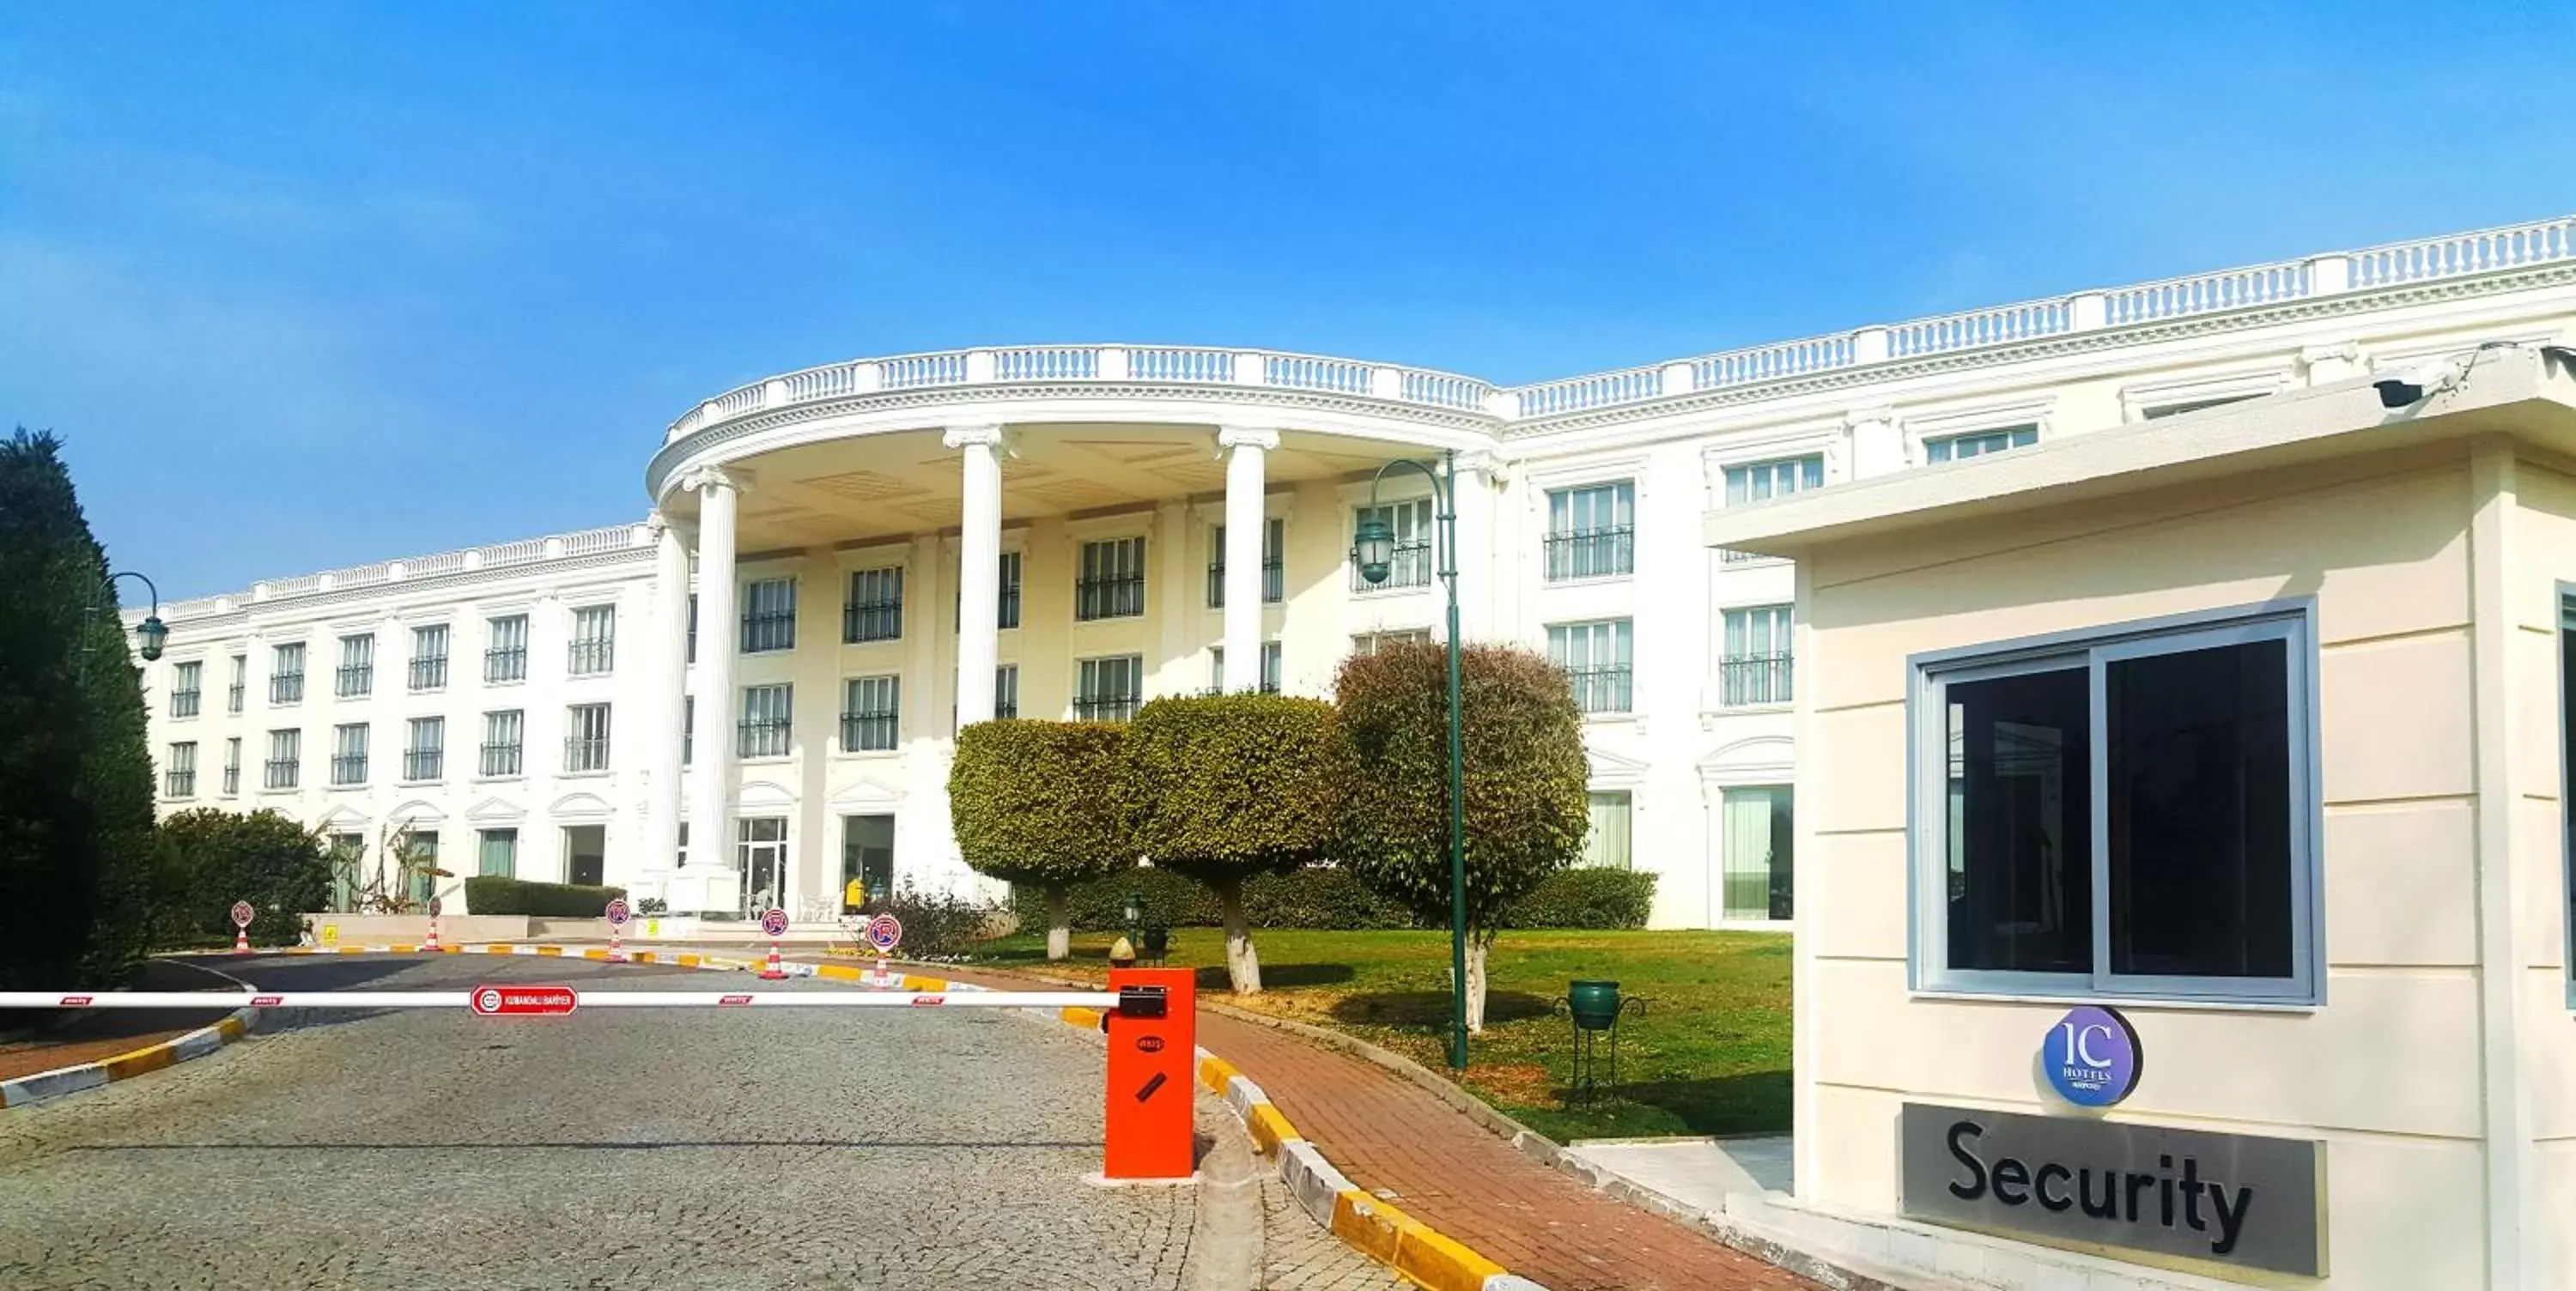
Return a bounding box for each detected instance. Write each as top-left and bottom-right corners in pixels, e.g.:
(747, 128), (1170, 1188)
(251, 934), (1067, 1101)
(5, 3), (2571, 598)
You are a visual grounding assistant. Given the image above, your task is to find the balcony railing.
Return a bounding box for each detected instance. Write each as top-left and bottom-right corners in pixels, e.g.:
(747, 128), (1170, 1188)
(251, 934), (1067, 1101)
(840, 712), (899, 753)
(738, 718), (792, 759)
(999, 582), (1021, 631)
(843, 599), (902, 644)
(1073, 692), (1141, 723)
(1350, 542), (1433, 592)
(263, 759), (298, 790)
(403, 750), (444, 782)
(1075, 573), (1145, 621)
(227, 682), (245, 713)
(222, 764), (240, 796)
(330, 754), (368, 786)
(171, 689), (201, 718)
(568, 638), (614, 676)
(1544, 527), (1634, 581)
(562, 736), (610, 773)
(741, 609), (796, 653)
(270, 674), (304, 705)
(409, 657), (447, 691)
(485, 646), (526, 682)
(164, 770), (195, 798)
(335, 664), (373, 697)
(1722, 655), (1794, 707)
(1565, 665), (1633, 715)
(1206, 557), (1285, 609)
(480, 742), (523, 778)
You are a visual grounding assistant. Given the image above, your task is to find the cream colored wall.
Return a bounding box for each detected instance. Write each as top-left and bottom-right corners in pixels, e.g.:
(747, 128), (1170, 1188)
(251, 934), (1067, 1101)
(1796, 447), (2493, 1287)
(2512, 460), (2576, 1288)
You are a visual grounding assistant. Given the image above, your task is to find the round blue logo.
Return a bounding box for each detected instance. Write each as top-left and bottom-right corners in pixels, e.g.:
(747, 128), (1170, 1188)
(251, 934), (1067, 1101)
(2043, 1006), (2142, 1107)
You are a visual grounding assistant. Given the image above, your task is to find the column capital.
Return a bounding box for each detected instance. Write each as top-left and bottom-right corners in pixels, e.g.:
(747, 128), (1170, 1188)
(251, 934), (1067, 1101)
(1455, 449), (1508, 486)
(942, 424), (1006, 451)
(672, 465), (744, 495)
(1842, 405), (1897, 429)
(2297, 340), (2364, 369)
(1216, 425), (1280, 454)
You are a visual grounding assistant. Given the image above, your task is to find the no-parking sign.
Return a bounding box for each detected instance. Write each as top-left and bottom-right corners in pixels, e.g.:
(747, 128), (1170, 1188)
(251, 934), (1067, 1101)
(605, 898), (631, 927)
(865, 913), (903, 954)
(759, 907), (790, 938)
(229, 900), (255, 930)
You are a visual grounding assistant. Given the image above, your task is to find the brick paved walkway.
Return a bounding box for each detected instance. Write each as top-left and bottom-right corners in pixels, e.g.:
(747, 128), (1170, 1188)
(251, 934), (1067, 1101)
(942, 965), (1813, 1291)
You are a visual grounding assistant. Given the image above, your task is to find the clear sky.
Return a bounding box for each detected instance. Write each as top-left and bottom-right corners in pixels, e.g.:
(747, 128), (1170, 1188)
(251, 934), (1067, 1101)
(6, 3), (2571, 597)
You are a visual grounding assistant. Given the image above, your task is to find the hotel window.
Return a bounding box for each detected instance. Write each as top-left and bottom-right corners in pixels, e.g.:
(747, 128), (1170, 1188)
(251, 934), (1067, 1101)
(409, 623), (449, 692)
(1077, 537), (1147, 621)
(228, 654), (246, 712)
(1351, 629), (1433, 657)
(169, 660), (202, 718)
(481, 710), (524, 777)
(477, 827), (518, 879)
(1546, 481), (1635, 580)
(568, 605), (616, 676)
(683, 696), (694, 767)
(1076, 655), (1144, 723)
(686, 594), (698, 663)
(999, 552), (1023, 629)
(841, 676), (900, 752)
(995, 664), (1020, 720)
(1210, 642), (1282, 694)
(1912, 605), (2315, 1003)
(222, 737), (241, 796)
(164, 742), (197, 798)
(1582, 791), (1632, 870)
(404, 717), (444, 782)
(270, 643), (306, 705)
(738, 683), (793, 758)
(563, 703), (611, 773)
(404, 832), (439, 905)
(1207, 518), (1285, 607)
(739, 818), (789, 913)
(485, 614), (529, 682)
(740, 578), (797, 652)
(1548, 619), (1633, 715)
(327, 833), (362, 911)
(263, 729), (300, 790)
(336, 633), (374, 697)
(1351, 500), (1432, 591)
(1721, 455), (1824, 563)
(1924, 424), (2038, 464)
(1721, 605), (1795, 706)
(845, 567), (903, 644)
(331, 723), (369, 785)
(1721, 785), (1795, 921)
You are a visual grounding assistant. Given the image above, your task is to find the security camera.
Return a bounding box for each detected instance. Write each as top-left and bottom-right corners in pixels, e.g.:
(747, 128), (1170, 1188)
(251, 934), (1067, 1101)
(2374, 358), (2464, 409)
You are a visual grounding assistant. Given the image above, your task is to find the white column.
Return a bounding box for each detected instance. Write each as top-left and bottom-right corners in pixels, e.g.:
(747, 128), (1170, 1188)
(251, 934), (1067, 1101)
(1453, 451), (1502, 643)
(682, 468), (740, 915)
(947, 426), (1005, 725)
(641, 513), (690, 894)
(1218, 427), (1276, 688)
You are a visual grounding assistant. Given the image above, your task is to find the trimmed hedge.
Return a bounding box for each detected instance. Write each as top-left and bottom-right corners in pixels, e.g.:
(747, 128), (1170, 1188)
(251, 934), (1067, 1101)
(1502, 866), (1657, 930)
(465, 876), (626, 918)
(1012, 865), (1416, 932)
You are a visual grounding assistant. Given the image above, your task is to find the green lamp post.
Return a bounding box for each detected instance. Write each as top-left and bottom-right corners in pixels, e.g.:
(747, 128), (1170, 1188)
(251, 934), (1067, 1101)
(82, 570), (167, 685)
(1350, 449), (1470, 1074)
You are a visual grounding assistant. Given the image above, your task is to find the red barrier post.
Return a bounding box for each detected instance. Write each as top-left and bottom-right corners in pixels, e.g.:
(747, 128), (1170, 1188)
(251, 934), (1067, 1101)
(1103, 966), (1196, 1181)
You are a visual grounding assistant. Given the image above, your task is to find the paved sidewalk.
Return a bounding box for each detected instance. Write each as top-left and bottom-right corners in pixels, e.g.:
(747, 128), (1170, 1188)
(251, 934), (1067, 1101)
(938, 965), (1814, 1291)
(0, 960), (240, 1082)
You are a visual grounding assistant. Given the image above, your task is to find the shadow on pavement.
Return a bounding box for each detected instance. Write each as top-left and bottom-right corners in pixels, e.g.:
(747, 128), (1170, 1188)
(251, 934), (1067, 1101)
(1326, 988), (1552, 1027)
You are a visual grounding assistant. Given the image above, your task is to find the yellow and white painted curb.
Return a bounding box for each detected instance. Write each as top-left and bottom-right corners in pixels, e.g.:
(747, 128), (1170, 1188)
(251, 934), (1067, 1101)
(0, 986), (259, 1111)
(1186, 1051), (1547, 1291)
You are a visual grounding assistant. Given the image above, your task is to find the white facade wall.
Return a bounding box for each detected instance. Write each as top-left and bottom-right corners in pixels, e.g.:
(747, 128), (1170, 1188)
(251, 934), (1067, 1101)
(134, 217), (2576, 925)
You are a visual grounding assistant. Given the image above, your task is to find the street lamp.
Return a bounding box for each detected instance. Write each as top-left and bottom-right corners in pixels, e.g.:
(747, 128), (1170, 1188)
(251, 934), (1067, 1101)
(82, 570), (166, 684)
(1351, 450), (1470, 1074)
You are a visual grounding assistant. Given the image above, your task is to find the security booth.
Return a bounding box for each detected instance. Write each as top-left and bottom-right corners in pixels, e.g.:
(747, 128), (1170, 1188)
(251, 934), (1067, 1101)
(1703, 345), (2576, 1290)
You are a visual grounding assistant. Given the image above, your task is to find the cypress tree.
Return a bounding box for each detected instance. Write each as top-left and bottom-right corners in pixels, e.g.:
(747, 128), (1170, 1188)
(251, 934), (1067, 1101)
(0, 428), (155, 989)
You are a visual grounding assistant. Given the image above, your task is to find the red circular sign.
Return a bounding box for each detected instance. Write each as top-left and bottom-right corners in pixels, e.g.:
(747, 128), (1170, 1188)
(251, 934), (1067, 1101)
(605, 898), (631, 927)
(759, 907), (789, 938)
(865, 913), (903, 953)
(229, 900), (255, 929)
(470, 985), (579, 1016)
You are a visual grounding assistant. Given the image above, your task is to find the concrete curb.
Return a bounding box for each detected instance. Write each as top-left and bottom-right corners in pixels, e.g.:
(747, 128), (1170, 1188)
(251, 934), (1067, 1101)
(0, 964), (262, 1111)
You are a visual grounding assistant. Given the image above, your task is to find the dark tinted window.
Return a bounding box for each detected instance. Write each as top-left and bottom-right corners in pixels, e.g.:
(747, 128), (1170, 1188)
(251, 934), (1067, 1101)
(2106, 640), (2293, 978)
(1945, 667), (2093, 974)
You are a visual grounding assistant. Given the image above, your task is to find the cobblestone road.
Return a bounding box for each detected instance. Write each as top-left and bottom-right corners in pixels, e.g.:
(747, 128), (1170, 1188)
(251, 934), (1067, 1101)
(0, 954), (1397, 1290)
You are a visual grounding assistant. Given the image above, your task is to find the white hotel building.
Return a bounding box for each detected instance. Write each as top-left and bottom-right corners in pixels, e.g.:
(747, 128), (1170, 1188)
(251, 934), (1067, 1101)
(134, 216), (2576, 927)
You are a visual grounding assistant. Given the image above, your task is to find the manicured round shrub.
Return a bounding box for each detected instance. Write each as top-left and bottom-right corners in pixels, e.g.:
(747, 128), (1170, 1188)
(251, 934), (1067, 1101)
(949, 719), (1133, 960)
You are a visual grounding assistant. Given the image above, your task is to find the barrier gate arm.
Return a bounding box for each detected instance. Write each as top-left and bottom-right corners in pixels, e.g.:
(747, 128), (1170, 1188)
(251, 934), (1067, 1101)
(0, 991), (1122, 1009)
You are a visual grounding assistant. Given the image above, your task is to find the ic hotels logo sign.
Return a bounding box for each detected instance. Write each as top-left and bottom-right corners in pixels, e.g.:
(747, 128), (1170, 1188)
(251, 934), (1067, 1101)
(2044, 1005), (2141, 1107)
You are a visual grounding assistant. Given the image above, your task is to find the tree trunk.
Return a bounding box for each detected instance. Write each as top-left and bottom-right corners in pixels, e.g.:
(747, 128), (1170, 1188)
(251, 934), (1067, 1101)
(1464, 931), (1490, 1033)
(1218, 876), (1261, 995)
(1044, 884), (1071, 961)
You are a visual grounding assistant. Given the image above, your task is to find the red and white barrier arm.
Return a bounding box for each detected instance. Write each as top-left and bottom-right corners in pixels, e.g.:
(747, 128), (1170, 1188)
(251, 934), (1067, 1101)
(0, 990), (1121, 1010)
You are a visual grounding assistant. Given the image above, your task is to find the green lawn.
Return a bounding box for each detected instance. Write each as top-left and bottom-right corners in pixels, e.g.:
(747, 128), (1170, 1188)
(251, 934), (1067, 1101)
(972, 926), (1790, 1143)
